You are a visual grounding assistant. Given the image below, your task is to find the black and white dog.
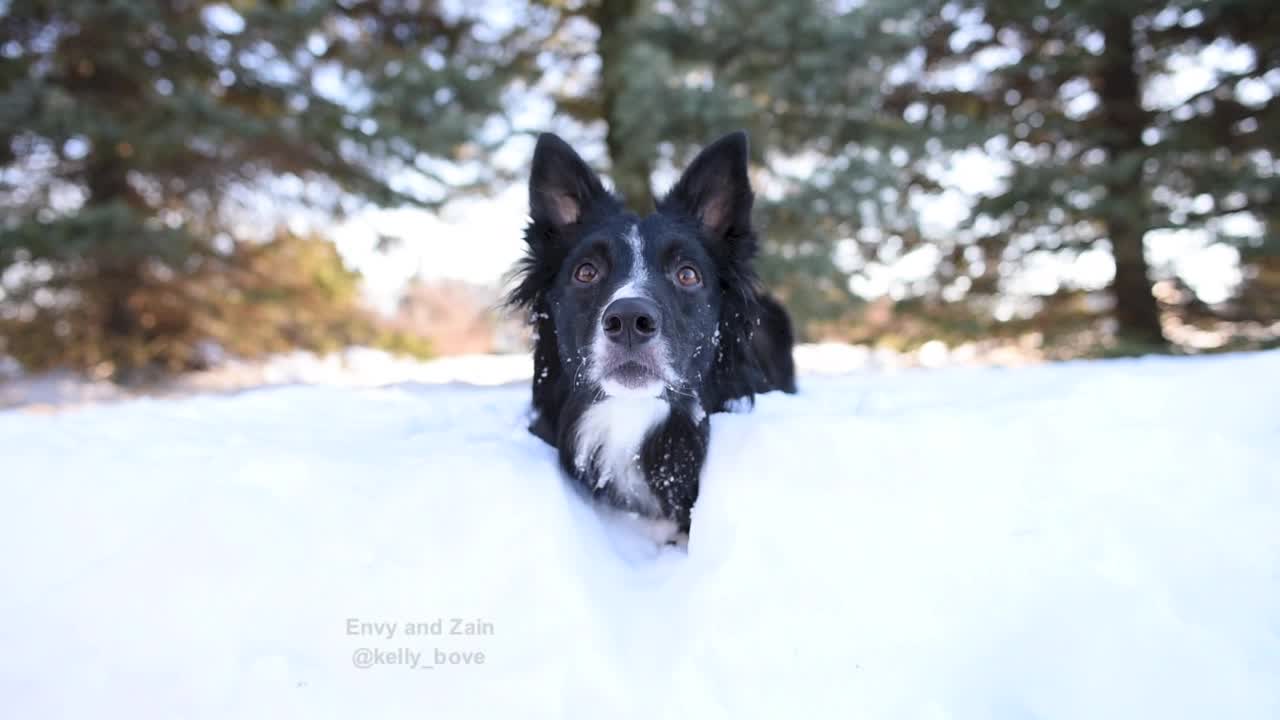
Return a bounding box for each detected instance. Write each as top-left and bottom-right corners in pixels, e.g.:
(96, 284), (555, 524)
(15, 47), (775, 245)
(508, 131), (796, 541)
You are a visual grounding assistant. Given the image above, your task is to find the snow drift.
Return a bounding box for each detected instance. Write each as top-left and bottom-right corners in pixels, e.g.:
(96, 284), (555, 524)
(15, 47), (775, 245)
(1, 351), (1277, 719)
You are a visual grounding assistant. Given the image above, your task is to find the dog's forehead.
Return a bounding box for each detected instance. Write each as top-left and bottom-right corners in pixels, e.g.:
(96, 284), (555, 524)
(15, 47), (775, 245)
(580, 211), (701, 269)
(594, 215), (651, 246)
(631, 213), (711, 262)
(585, 215), (647, 259)
(634, 213), (679, 248)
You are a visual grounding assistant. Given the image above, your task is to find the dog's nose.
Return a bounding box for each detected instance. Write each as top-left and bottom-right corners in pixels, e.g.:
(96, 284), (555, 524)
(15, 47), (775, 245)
(602, 297), (660, 347)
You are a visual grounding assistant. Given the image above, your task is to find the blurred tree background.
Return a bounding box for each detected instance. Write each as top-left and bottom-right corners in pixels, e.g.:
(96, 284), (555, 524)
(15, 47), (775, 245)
(535, 0), (1278, 353)
(2, 0), (1277, 382)
(0, 0), (522, 380)
(900, 0), (1280, 351)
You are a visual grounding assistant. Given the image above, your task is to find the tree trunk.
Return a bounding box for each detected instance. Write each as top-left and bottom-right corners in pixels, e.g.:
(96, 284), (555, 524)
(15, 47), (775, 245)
(1099, 14), (1166, 346)
(85, 151), (146, 375)
(593, 0), (655, 210)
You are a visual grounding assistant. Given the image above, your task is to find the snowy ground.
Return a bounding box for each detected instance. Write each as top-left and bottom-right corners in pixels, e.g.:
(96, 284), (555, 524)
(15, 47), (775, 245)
(0, 341), (1025, 411)
(1, 351), (1278, 719)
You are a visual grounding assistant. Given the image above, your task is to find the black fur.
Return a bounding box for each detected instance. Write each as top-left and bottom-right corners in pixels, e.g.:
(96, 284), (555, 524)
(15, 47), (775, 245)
(508, 131), (796, 535)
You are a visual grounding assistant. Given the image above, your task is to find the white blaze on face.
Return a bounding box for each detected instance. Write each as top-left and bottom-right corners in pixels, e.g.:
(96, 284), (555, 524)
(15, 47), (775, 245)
(590, 223), (673, 399)
(625, 223), (647, 285)
(603, 224), (650, 307)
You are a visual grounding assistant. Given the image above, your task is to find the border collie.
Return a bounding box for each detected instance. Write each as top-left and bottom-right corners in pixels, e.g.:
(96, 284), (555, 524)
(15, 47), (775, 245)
(508, 130), (796, 542)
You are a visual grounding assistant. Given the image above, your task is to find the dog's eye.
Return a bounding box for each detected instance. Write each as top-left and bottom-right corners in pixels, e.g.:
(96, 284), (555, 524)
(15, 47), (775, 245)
(675, 265), (702, 288)
(573, 262), (600, 285)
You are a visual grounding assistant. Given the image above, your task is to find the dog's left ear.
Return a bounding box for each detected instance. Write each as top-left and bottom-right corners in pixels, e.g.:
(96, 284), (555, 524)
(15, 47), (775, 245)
(661, 130), (754, 249)
(529, 133), (612, 232)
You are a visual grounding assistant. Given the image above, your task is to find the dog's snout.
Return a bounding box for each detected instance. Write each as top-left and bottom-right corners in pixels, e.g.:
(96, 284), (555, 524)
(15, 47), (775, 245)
(602, 297), (660, 347)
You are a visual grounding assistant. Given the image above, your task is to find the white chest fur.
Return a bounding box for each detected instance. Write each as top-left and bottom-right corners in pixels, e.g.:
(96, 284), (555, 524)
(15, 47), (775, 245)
(573, 395), (670, 514)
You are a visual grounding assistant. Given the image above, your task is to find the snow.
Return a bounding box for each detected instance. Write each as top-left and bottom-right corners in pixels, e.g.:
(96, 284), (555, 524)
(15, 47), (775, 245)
(0, 349), (534, 410)
(1, 351), (1278, 718)
(0, 342), (1033, 411)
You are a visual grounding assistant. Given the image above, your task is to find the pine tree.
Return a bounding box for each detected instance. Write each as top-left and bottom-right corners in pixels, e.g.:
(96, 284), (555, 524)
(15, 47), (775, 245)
(901, 0), (1280, 347)
(535, 0), (941, 335)
(533, 0), (1279, 348)
(0, 0), (520, 378)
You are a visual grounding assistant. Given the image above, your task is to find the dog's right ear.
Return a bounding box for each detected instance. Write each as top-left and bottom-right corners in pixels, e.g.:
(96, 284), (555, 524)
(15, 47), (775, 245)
(660, 130), (755, 260)
(529, 133), (611, 231)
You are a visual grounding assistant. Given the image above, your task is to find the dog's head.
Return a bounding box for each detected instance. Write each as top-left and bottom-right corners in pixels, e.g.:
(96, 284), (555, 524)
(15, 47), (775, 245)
(509, 131), (762, 412)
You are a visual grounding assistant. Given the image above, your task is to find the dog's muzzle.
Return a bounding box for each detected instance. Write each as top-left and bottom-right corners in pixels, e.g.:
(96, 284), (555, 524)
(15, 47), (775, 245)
(601, 297), (660, 349)
(595, 297), (670, 396)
